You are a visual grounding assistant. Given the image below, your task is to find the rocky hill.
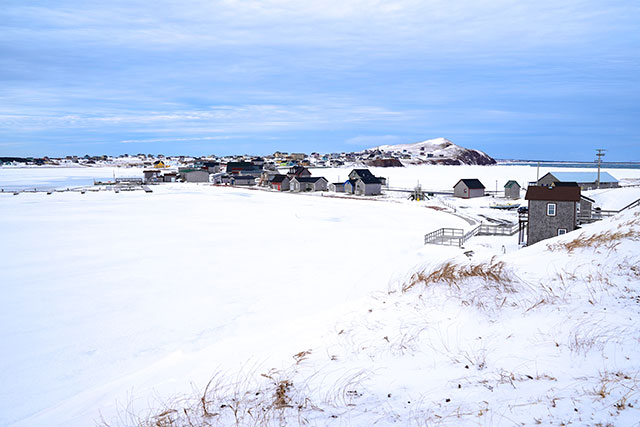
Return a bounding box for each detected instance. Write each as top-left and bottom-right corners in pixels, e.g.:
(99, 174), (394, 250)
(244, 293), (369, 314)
(370, 137), (496, 165)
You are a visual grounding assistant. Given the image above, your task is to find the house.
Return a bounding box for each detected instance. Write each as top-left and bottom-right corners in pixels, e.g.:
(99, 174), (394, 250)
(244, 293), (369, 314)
(347, 169), (383, 195)
(226, 161), (259, 175)
(453, 179), (485, 198)
(270, 174), (290, 191)
(329, 182), (346, 193)
(231, 175), (256, 186)
(180, 169), (210, 183)
(290, 176), (328, 192)
(525, 185), (581, 245)
(343, 179), (358, 194)
(287, 166), (311, 178)
(537, 172), (619, 190)
(504, 180), (521, 199)
(153, 160), (166, 168)
(203, 161), (220, 173)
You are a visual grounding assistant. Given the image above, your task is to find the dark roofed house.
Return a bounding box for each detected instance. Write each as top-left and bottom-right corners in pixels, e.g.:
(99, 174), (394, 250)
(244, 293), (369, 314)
(290, 176), (328, 192)
(226, 161), (257, 175)
(203, 161), (220, 173)
(329, 182), (346, 193)
(231, 175), (256, 186)
(504, 180), (521, 199)
(287, 166), (311, 178)
(270, 174), (290, 191)
(453, 179), (485, 198)
(347, 169), (383, 195)
(525, 185), (581, 245)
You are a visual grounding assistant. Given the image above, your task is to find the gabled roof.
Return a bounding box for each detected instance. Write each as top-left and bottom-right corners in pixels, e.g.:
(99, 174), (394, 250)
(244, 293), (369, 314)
(504, 180), (520, 188)
(349, 169), (376, 179)
(288, 166), (309, 173)
(270, 174), (289, 183)
(455, 179), (485, 189)
(525, 185), (580, 202)
(358, 175), (382, 184)
(544, 171), (618, 183)
(293, 176), (327, 183)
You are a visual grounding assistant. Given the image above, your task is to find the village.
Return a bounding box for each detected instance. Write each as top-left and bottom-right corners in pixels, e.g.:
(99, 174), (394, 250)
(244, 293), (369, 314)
(3, 148), (639, 250)
(131, 157), (636, 248)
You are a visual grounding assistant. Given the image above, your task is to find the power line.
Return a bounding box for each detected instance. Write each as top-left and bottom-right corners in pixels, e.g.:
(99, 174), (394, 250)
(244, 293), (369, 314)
(595, 149), (606, 189)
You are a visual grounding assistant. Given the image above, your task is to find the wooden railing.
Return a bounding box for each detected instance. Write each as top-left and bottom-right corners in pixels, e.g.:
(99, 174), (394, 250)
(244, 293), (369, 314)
(424, 223), (519, 247)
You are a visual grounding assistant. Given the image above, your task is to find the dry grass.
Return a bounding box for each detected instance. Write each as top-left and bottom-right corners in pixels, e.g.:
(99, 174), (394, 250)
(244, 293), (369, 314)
(402, 258), (514, 293)
(547, 221), (640, 254)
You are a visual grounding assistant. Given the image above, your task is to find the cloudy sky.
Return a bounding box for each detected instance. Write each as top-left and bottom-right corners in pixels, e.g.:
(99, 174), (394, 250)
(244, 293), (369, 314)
(1, 0), (639, 160)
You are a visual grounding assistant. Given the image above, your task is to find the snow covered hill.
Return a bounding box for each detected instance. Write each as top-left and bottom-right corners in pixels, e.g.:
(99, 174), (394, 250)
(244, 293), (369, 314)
(92, 203), (640, 426)
(371, 137), (497, 165)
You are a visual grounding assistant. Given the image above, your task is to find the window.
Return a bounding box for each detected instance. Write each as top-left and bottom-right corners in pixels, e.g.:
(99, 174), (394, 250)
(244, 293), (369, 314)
(547, 203), (556, 216)
(558, 228), (567, 235)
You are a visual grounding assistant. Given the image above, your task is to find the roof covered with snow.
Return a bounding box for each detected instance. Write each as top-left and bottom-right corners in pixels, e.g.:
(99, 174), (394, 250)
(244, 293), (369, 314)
(547, 171), (618, 183)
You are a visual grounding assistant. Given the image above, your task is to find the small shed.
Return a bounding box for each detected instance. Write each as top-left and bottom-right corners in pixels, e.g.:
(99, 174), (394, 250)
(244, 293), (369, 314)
(163, 172), (177, 182)
(453, 179), (485, 198)
(329, 182), (345, 193)
(504, 180), (521, 199)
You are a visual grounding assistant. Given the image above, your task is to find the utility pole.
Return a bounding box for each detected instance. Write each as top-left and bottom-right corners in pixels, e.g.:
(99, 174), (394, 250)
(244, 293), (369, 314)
(595, 149), (606, 189)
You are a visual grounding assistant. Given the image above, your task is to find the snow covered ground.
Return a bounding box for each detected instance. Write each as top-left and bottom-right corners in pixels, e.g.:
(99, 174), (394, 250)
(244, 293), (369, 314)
(1, 165), (639, 426)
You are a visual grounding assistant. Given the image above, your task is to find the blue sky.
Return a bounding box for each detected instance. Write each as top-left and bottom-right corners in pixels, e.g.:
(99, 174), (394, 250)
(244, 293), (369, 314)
(1, 0), (639, 161)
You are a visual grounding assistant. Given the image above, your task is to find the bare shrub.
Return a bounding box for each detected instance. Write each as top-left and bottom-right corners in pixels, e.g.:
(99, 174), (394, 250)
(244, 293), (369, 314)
(402, 258), (514, 293)
(547, 228), (640, 254)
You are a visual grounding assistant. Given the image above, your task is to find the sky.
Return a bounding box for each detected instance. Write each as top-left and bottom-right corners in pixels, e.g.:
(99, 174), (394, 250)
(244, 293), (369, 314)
(1, 0), (639, 161)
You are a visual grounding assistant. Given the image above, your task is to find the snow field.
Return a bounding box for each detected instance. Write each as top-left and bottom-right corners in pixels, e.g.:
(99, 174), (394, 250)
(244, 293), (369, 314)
(0, 183), (466, 426)
(1, 165), (640, 426)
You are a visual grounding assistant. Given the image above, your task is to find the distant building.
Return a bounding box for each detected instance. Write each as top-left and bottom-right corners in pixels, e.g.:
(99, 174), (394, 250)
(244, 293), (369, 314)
(203, 161), (220, 173)
(143, 169), (162, 183)
(329, 182), (346, 193)
(153, 160), (167, 168)
(226, 161), (259, 175)
(504, 180), (521, 199)
(537, 172), (619, 190)
(347, 169), (382, 196)
(525, 185), (581, 245)
(180, 169), (210, 183)
(287, 166), (312, 179)
(163, 172), (177, 183)
(290, 176), (328, 192)
(453, 179), (485, 198)
(270, 174), (290, 191)
(231, 175), (256, 186)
